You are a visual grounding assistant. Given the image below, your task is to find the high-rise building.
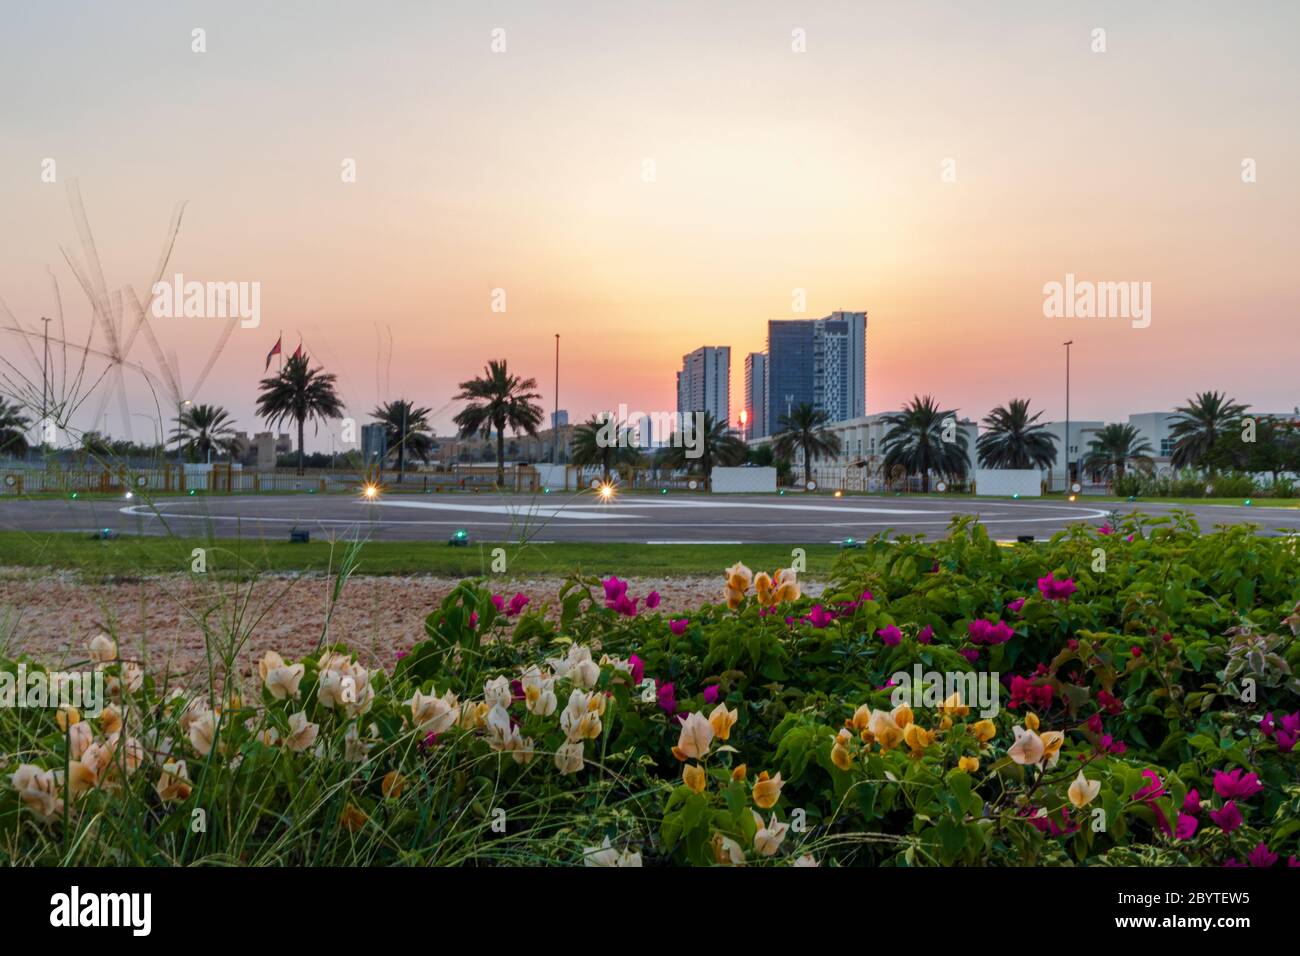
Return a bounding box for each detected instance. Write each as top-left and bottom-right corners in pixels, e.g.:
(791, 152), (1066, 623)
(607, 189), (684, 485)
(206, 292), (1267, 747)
(743, 352), (767, 439)
(766, 311), (866, 428)
(551, 410), (569, 429)
(676, 346), (731, 426)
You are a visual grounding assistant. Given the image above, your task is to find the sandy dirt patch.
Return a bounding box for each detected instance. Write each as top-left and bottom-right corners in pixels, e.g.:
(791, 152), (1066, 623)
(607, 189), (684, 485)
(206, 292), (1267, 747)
(0, 568), (825, 682)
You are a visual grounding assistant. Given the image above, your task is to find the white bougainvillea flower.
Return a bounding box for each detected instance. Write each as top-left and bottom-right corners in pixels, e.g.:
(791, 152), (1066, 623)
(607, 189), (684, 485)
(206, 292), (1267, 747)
(10, 764), (62, 820)
(285, 711), (319, 753)
(554, 740), (584, 774)
(88, 634), (116, 663)
(1008, 726), (1045, 766)
(406, 688), (459, 735)
(484, 675), (512, 711)
(583, 836), (642, 867)
(752, 812), (789, 857)
(672, 711), (714, 761)
(1068, 771), (1101, 808)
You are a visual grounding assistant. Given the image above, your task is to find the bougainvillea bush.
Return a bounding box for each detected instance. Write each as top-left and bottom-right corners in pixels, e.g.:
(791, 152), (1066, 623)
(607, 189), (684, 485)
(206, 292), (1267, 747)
(3, 511), (1298, 867)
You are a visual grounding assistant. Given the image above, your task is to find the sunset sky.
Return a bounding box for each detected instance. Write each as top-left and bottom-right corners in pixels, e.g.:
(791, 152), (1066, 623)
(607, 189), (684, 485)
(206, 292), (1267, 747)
(2, 1), (1297, 450)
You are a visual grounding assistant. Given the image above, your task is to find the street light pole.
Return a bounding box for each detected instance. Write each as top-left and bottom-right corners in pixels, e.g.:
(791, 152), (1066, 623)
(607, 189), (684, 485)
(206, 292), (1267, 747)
(40, 317), (52, 437)
(1063, 340), (1073, 492)
(553, 333), (560, 465)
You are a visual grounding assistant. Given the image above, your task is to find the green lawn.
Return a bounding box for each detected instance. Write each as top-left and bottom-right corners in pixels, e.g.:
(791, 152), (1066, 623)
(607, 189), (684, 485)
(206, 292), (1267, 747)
(0, 530), (840, 578)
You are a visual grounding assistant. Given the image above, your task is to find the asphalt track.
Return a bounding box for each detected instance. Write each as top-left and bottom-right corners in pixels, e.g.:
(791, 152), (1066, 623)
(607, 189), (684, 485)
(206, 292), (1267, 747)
(0, 492), (1296, 544)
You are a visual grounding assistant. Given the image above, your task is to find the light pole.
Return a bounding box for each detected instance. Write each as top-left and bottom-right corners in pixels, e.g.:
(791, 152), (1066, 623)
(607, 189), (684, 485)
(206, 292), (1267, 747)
(1063, 340), (1073, 492)
(552, 334), (560, 465)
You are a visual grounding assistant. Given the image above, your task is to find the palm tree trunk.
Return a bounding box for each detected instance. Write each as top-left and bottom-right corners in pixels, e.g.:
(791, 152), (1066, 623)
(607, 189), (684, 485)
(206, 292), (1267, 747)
(922, 471), (930, 493)
(803, 444), (811, 487)
(297, 416), (305, 475)
(397, 437), (405, 483)
(496, 430), (506, 488)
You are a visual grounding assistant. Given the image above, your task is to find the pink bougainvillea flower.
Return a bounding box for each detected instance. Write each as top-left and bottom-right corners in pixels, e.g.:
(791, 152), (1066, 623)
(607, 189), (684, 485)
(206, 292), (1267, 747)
(1213, 768), (1263, 800)
(1260, 712), (1276, 736)
(602, 576), (628, 603)
(1036, 574), (1077, 602)
(628, 653), (645, 684)
(1095, 734), (1126, 755)
(1174, 812), (1198, 840)
(669, 618), (689, 636)
(1097, 524), (1113, 536)
(1009, 675), (1053, 711)
(655, 680), (677, 715)
(1097, 690), (1123, 715)
(1183, 788), (1201, 815)
(1007, 598), (1026, 614)
(968, 619), (1015, 646)
(468, 611), (478, 629)
(1247, 842), (1278, 868)
(960, 649), (980, 663)
(612, 594), (639, 617)
(1209, 801), (1243, 833)
(803, 605), (835, 629)
(1134, 769), (1165, 802)
(395, 649), (409, 661)
(702, 685), (720, 705)
(645, 591), (661, 610)
(1085, 713), (1104, 734)
(507, 592), (530, 616)
(917, 625), (934, 644)
(877, 625), (902, 646)
(859, 589), (874, 603)
(491, 594), (506, 613)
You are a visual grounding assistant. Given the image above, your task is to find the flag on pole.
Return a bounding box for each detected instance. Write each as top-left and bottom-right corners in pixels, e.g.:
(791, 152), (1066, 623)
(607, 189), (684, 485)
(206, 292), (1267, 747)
(264, 334), (282, 371)
(292, 338), (304, 361)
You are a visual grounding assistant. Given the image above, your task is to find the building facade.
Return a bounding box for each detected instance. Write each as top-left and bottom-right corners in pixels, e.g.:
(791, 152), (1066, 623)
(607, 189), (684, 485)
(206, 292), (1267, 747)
(743, 352), (767, 440)
(676, 346), (731, 425)
(765, 310), (866, 431)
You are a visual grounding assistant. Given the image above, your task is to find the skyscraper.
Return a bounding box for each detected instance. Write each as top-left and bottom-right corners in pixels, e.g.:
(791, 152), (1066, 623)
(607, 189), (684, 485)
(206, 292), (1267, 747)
(676, 346), (731, 426)
(744, 352), (767, 439)
(765, 311), (866, 428)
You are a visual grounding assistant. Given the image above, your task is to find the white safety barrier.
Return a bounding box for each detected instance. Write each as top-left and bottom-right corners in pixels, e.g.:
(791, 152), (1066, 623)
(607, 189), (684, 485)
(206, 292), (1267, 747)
(710, 466), (777, 493)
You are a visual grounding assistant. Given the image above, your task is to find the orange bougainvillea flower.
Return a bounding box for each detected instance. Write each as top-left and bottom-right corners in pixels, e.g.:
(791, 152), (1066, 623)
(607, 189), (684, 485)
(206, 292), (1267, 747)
(683, 763), (706, 794)
(339, 803), (368, 832)
(752, 770), (783, 809)
(381, 770), (405, 799)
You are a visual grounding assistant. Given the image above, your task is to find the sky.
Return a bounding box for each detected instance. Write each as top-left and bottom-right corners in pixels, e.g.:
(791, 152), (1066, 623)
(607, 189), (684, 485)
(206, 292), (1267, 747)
(2, 0), (1297, 451)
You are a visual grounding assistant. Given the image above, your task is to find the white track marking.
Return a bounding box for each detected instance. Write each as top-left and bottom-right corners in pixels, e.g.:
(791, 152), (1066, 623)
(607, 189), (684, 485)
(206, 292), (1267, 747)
(359, 499), (639, 521)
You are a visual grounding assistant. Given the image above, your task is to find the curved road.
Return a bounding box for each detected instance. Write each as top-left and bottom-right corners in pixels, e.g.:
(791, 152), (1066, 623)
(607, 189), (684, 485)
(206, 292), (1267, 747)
(0, 492), (1295, 544)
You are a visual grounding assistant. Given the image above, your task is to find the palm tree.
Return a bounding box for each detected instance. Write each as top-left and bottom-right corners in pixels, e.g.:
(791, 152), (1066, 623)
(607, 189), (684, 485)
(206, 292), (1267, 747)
(255, 353), (345, 474)
(452, 360), (545, 487)
(977, 398), (1058, 470)
(881, 395), (970, 492)
(657, 412), (747, 484)
(1169, 391), (1249, 471)
(171, 403), (238, 463)
(372, 400), (434, 481)
(0, 399), (30, 458)
(571, 414), (641, 484)
(771, 403), (842, 487)
(1082, 423), (1154, 481)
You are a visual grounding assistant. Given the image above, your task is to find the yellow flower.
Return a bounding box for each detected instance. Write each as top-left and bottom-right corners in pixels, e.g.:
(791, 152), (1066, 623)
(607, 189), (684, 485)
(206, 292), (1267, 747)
(339, 803), (368, 832)
(903, 723), (934, 754)
(708, 703), (738, 741)
(940, 692), (969, 717)
(98, 705), (122, 736)
(724, 562), (753, 593)
(1024, 711), (1040, 731)
(683, 763), (707, 794)
(1040, 730), (1065, 768)
(752, 770), (783, 809)
(725, 587), (746, 610)
(972, 719), (997, 743)
(891, 703), (914, 729)
(381, 770), (405, 799)
(1068, 771), (1101, 808)
(731, 763), (748, 782)
(958, 756), (980, 773)
(772, 568), (801, 604)
(851, 704), (873, 732)
(831, 730), (854, 771)
(754, 572), (774, 605)
(56, 706), (80, 731)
